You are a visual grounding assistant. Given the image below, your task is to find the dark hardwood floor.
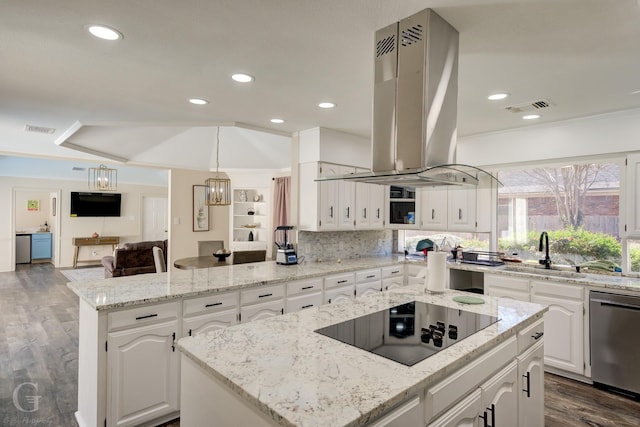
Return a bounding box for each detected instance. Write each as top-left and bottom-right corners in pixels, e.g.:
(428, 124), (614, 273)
(1, 263), (638, 426)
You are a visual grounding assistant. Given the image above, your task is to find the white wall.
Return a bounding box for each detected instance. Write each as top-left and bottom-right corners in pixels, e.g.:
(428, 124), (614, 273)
(298, 127), (371, 168)
(168, 168), (231, 268)
(15, 190), (51, 231)
(457, 108), (640, 167)
(0, 176), (167, 272)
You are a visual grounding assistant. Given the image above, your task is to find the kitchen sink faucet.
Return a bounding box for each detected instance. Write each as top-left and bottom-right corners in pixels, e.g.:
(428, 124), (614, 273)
(538, 231), (552, 269)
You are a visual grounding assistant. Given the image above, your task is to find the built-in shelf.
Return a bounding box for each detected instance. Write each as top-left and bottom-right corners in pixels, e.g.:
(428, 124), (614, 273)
(231, 188), (269, 252)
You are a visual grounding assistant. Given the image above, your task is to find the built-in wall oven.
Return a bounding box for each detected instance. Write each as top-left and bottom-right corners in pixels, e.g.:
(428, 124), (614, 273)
(590, 290), (640, 397)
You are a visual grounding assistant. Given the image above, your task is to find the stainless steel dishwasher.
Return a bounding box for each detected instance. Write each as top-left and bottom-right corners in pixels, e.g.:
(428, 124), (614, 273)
(590, 290), (640, 396)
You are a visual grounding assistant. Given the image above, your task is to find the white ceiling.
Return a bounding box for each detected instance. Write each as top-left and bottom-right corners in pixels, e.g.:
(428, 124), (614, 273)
(1, 0), (640, 173)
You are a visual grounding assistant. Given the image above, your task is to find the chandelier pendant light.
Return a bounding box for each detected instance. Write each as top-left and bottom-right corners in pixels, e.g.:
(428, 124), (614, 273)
(89, 164), (117, 191)
(205, 127), (231, 206)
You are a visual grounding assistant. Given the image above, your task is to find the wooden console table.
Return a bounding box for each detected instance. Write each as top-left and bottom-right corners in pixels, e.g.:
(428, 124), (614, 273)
(72, 236), (119, 268)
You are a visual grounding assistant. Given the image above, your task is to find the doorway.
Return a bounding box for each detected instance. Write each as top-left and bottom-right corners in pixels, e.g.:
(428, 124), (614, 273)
(142, 196), (168, 242)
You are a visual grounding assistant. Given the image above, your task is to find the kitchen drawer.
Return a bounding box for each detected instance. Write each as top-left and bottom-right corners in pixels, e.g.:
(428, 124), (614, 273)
(381, 265), (404, 279)
(531, 280), (583, 300)
(324, 272), (355, 289)
(517, 318), (545, 353)
(286, 278), (323, 296)
(108, 301), (181, 331)
(241, 283), (285, 306)
(183, 291), (239, 317)
(286, 292), (323, 313)
(356, 268), (381, 283)
(425, 336), (517, 423)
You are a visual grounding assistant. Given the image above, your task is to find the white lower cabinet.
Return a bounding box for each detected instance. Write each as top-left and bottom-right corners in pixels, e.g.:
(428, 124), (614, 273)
(182, 291), (239, 337)
(530, 280), (584, 375)
(355, 268), (382, 298)
(286, 291), (323, 312)
(183, 309), (237, 337)
(240, 284), (285, 323)
(241, 299), (284, 323)
(324, 284), (354, 304)
(518, 341), (545, 427)
(484, 274), (530, 301)
(107, 302), (181, 427)
(382, 265), (405, 290)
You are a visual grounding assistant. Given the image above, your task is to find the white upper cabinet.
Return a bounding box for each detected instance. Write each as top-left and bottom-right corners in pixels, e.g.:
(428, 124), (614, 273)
(447, 188), (477, 231)
(337, 165), (357, 230)
(420, 189), (447, 230)
(355, 169), (386, 230)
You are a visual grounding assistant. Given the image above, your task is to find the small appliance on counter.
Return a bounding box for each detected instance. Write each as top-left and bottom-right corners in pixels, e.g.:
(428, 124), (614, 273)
(274, 225), (298, 265)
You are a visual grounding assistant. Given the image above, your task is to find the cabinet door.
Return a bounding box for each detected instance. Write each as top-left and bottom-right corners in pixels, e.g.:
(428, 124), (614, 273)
(484, 274), (530, 302)
(518, 341), (545, 427)
(356, 281), (382, 298)
(530, 294), (584, 374)
(31, 233), (52, 259)
(355, 181), (371, 229)
(480, 361), (518, 427)
(421, 189), (447, 230)
(107, 320), (179, 427)
(428, 388), (481, 427)
(285, 292), (323, 313)
(338, 166), (356, 230)
(324, 285), (354, 304)
(240, 299), (284, 323)
(370, 184), (386, 229)
(183, 309), (238, 337)
(448, 188), (476, 231)
(319, 163), (340, 231)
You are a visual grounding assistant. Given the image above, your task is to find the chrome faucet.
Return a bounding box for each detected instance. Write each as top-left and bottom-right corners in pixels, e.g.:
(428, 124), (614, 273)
(538, 231), (551, 269)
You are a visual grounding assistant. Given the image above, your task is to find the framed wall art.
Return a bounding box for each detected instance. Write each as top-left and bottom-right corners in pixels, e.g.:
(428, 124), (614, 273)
(192, 185), (209, 232)
(27, 199), (39, 212)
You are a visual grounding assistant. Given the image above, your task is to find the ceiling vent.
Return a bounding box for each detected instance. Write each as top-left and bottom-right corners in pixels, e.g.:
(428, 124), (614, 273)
(505, 99), (554, 114)
(24, 124), (56, 134)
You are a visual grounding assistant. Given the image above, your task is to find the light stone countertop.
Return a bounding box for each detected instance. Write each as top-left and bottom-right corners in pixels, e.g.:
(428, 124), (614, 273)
(67, 256), (406, 311)
(66, 255), (640, 311)
(177, 287), (547, 427)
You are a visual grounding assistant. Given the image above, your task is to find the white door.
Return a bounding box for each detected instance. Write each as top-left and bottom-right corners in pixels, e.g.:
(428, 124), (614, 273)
(142, 197), (168, 241)
(369, 185), (386, 229)
(448, 188), (476, 231)
(480, 361), (518, 427)
(183, 309), (238, 337)
(324, 285), (354, 304)
(355, 181), (371, 229)
(428, 388), (481, 427)
(518, 341), (545, 427)
(421, 189), (447, 230)
(338, 166), (356, 230)
(319, 163), (340, 231)
(107, 320), (179, 427)
(240, 299), (284, 323)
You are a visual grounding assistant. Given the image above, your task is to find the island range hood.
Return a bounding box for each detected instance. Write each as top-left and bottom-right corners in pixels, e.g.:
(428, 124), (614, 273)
(325, 8), (499, 188)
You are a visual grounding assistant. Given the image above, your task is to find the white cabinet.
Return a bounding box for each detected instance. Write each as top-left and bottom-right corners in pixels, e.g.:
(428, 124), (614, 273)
(107, 302), (181, 427)
(428, 388), (481, 427)
(286, 278), (323, 313)
(531, 280), (584, 375)
(240, 284), (285, 323)
(382, 265), (405, 291)
(484, 274), (530, 301)
(625, 153), (640, 236)
(447, 188), (477, 231)
(299, 162), (357, 231)
(420, 189), (448, 230)
(479, 361), (518, 427)
(355, 179), (386, 230)
(355, 268), (382, 298)
(182, 291), (239, 337)
(485, 274), (585, 376)
(518, 341), (545, 427)
(369, 396), (424, 427)
(231, 188), (269, 252)
(324, 285), (354, 304)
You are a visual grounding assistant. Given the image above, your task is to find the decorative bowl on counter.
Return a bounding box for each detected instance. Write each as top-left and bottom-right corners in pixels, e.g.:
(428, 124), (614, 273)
(213, 250), (232, 261)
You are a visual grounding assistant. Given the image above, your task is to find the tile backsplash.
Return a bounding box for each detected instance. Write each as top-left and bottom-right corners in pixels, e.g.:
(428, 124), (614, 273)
(297, 230), (393, 262)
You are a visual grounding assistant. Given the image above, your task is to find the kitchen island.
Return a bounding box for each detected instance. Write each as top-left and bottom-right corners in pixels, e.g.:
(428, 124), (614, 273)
(177, 287), (547, 427)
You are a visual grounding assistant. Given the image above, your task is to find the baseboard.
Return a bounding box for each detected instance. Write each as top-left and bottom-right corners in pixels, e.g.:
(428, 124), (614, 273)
(545, 366), (592, 384)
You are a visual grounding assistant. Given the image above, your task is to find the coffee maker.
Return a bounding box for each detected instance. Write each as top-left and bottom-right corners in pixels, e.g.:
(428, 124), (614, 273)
(274, 225), (297, 265)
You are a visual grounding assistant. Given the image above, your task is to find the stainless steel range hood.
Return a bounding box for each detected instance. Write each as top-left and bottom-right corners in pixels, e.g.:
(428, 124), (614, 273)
(323, 8), (499, 188)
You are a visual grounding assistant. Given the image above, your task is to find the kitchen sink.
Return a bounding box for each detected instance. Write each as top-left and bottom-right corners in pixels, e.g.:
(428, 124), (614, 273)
(503, 264), (587, 279)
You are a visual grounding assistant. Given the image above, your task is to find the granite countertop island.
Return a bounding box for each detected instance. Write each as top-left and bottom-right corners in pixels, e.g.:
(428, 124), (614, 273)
(176, 287), (547, 427)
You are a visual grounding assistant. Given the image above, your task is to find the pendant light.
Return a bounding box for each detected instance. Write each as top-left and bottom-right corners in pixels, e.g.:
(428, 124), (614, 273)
(205, 126), (231, 206)
(88, 164), (117, 191)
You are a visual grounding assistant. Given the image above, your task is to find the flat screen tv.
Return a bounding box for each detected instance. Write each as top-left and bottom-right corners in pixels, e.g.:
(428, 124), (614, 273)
(70, 192), (122, 217)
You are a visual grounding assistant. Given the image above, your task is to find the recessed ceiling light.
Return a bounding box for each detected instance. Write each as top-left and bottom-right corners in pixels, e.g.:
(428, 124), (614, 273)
(522, 114), (541, 120)
(88, 25), (123, 41)
(318, 102), (336, 109)
(270, 118), (285, 124)
(189, 98), (209, 105)
(231, 73), (254, 83)
(488, 93), (509, 101)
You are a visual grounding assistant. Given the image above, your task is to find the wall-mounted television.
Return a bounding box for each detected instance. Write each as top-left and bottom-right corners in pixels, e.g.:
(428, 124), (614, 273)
(70, 192), (122, 217)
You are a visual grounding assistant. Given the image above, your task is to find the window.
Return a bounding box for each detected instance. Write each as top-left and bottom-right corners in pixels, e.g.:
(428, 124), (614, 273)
(497, 162), (621, 269)
(402, 230), (489, 255)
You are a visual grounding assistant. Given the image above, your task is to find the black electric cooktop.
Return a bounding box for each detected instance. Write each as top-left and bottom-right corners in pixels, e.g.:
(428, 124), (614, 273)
(315, 301), (499, 366)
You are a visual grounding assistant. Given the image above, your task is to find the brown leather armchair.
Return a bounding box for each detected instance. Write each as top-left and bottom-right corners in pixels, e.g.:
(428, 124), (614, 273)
(101, 240), (168, 278)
